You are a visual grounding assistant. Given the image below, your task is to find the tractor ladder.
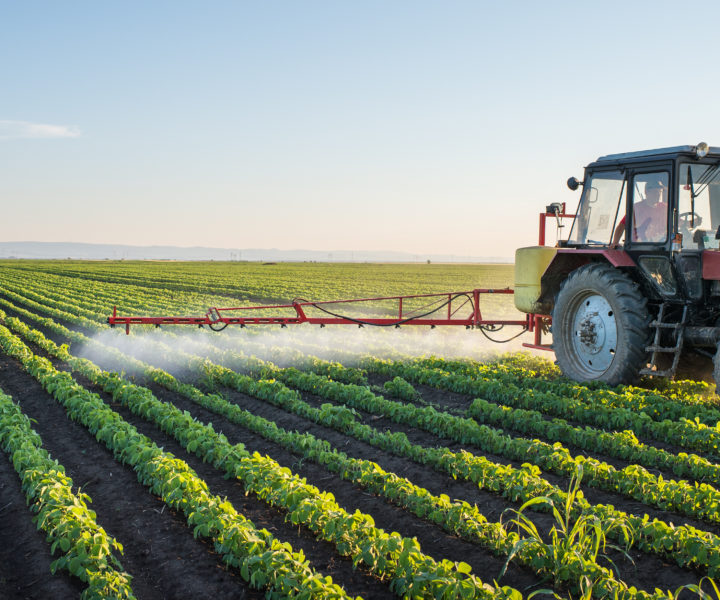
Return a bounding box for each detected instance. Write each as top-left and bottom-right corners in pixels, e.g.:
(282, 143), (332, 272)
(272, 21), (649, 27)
(639, 303), (688, 379)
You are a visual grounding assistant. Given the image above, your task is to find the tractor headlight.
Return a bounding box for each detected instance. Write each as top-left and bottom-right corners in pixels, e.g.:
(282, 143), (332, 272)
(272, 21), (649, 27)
(696, 142), (709, 159)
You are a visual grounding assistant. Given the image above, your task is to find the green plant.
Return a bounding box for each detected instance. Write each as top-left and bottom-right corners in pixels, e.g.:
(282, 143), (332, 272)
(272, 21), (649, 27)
(383, 376), (419, 401)
(672, 577), (720, 599)
(500, 465), (634, 594)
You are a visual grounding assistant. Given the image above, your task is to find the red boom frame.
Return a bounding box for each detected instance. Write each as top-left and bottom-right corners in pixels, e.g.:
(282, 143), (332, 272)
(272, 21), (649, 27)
(108, 204), (574, 347)
(109, 289), (530, 334)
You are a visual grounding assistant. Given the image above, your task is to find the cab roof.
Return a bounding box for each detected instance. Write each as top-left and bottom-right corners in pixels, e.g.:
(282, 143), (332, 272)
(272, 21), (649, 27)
(596, 144), (720, 162)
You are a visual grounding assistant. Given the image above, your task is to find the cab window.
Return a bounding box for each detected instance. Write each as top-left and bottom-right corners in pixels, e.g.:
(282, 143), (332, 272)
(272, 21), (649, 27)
(568, 170), (625, 245)
(628, 172), (669, 244)
(678, 162), (720, 249)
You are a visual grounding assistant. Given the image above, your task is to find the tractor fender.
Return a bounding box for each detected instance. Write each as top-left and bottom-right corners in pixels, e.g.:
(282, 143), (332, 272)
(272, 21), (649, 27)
(702, 249), (720, 280)
(537, 249), (636, 312)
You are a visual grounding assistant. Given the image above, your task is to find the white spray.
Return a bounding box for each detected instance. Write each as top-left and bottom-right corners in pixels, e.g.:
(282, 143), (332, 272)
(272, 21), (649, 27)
(77, 320), (550, 376)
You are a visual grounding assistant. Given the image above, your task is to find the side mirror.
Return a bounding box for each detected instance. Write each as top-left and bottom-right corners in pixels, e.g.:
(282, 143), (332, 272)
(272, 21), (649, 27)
(567, 177), (583, 191)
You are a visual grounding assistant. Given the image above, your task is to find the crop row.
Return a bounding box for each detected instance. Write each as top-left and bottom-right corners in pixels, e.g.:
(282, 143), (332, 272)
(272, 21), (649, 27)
(361, 359), (720, 458)
(0, 299), (696, 599)
(0, 311), (515, 600)
(0, 321), (358, 600)
(9, 280), (720, 580)
(349, 359), (720, 487)
(0, 388), (136, 599)
(6, 293), (720, 582)
(78, 316), (720, 581)
(0, 266), (224, 318)
(408, 356), (717, 414)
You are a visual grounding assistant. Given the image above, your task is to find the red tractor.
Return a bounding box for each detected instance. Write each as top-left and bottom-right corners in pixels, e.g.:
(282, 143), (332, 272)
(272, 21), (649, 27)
(519, 142), (720, 386)
(110, 143), (720, 388)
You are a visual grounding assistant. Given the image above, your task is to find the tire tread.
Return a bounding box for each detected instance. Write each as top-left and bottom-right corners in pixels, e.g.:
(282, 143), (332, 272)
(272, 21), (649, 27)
(551, 263), (650, 385)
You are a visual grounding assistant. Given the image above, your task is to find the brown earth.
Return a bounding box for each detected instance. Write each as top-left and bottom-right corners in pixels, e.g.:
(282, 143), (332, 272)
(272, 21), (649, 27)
(0, 306), (710, 599)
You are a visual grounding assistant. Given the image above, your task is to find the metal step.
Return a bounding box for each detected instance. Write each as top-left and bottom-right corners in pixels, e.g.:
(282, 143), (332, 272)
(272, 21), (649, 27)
(639, 367), (675, 377)
(645, 345), (682, 353)
(649, 321), (683, 329)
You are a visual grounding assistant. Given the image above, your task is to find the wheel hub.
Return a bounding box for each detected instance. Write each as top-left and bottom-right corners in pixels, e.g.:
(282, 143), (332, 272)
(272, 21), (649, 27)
(571, 294), (617, 372)
(578, 313), (604, 347)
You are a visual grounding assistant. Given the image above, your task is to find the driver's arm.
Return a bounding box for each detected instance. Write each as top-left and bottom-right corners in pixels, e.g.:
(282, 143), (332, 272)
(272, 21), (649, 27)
(611, 217), (625, 248)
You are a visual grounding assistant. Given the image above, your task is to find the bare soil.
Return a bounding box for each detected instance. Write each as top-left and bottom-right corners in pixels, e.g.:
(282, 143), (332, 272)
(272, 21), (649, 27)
(0, 306), (709, 598)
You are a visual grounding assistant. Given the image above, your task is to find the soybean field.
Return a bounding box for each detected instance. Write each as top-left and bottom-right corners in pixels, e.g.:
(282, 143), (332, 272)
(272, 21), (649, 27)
(0, 260), (718, 600)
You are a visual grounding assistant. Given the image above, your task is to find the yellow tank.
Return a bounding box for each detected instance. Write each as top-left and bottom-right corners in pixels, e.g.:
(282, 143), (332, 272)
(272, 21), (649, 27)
(514, 246), (558, 313)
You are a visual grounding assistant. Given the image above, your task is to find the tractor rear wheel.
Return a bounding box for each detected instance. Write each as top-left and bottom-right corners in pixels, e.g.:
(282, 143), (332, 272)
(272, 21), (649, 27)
(552, 263), (650, 386)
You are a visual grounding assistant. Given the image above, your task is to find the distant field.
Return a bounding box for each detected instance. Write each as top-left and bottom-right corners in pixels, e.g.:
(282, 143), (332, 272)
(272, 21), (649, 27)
(0, 259), (718, 599)
(0, 258), (515, 300)
(0, 259), (518, 321)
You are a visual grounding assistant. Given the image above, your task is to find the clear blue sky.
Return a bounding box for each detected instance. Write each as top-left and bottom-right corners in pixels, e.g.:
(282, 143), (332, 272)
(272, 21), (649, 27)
(2, 1), (718, 258)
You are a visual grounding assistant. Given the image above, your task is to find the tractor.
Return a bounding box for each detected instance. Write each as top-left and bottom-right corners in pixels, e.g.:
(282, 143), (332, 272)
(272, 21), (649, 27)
(517, 142), (720, 386)
(109, 143), (720, 388)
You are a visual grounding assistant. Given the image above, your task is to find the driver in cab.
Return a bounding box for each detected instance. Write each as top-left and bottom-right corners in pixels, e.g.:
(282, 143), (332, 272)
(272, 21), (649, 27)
(611, 178), (668, 247)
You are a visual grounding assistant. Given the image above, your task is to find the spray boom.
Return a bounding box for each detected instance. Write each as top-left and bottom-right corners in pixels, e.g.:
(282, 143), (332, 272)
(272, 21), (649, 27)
(108, 289), (530, 340)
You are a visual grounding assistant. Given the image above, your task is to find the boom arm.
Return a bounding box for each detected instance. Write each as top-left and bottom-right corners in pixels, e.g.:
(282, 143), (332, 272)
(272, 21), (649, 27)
(108, 289), (531, 335)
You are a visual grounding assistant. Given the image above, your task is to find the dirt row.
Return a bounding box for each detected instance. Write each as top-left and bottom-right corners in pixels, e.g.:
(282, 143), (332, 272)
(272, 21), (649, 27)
(0, 313), (549, 597)
(0, 307), (709, 597)
(0, 325), (538, 599)
(77, 322), (705, 594)
(3, 297), (713, 478)
(352, 377), (720, 540)
(368, 372), (720, 472)
(0, 436), (84, 599)
(183, 367), (702, 594)
(0, 349), (281, 600)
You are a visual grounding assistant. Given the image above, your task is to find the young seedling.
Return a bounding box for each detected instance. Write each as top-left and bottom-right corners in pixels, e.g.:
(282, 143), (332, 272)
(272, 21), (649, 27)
(499, 465), (634, 595)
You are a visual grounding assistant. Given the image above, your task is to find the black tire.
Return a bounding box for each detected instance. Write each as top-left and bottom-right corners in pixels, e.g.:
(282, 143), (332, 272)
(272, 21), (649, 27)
(551, 263), (650, 386)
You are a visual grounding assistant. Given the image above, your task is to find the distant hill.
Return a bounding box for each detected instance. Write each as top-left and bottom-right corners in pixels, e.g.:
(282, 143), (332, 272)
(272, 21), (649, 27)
(0, 242), (512, 263)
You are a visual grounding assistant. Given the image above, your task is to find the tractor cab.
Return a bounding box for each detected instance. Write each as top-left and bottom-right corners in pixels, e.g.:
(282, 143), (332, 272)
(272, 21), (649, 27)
(564, 144), (720, 304)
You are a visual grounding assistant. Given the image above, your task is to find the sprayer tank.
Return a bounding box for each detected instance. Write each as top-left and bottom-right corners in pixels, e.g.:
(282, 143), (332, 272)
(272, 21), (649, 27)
(513, 246), (557, 314)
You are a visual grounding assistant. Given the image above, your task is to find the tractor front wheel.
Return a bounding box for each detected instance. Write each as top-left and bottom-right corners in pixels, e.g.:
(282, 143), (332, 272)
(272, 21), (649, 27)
(552, 263), (650, 386)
